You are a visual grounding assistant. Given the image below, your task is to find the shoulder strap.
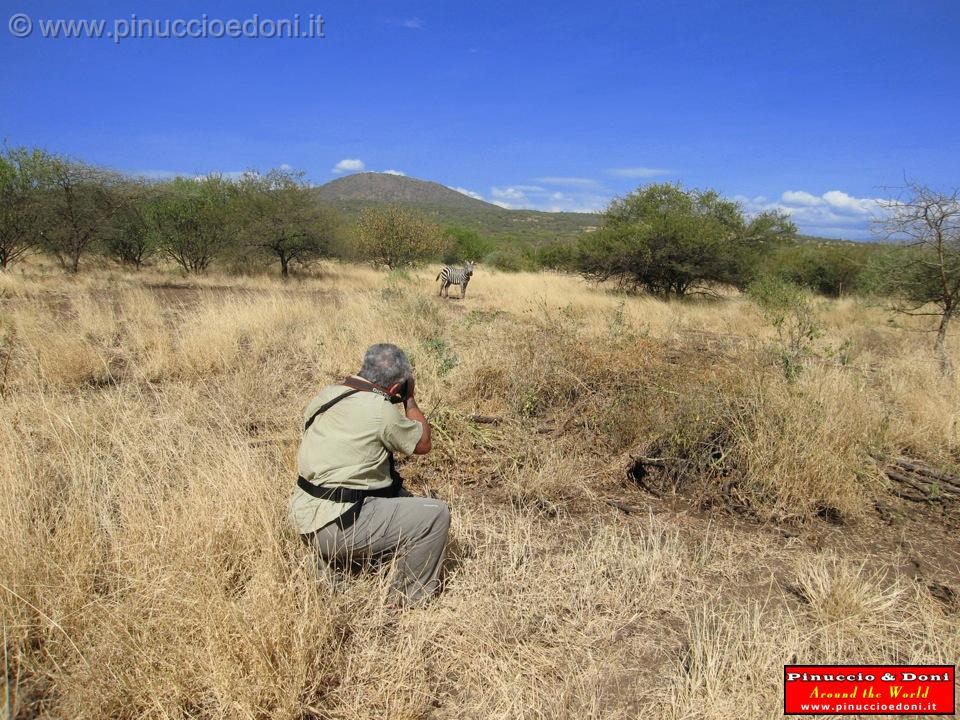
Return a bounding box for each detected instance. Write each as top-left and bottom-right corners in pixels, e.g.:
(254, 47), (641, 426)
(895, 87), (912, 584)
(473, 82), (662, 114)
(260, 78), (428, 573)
(303, 388), (361, 432)
(341, 375), (404, 403)
(302, 376), (405, 433)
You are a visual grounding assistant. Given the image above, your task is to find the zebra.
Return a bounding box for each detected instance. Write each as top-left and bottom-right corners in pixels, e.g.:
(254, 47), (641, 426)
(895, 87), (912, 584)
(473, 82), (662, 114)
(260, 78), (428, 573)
(436, 262), (475, 299)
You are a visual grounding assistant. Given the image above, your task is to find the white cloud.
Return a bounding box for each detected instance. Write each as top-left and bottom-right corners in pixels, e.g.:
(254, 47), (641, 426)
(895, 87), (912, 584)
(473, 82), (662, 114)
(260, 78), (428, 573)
(279, 163), (293, 171)
(332, 158), (365, 174)
(781, 190), (823, 206)
(606, 167), (672, 178)
(401, 18), (423, 29)
(491, 186), (529, 203)
(736, 189), (890, 239)
(777, 189), (884, 215)
(450, 186), (483, 200)
(822, 190), (882, 214)
(380, 169), (406, 176)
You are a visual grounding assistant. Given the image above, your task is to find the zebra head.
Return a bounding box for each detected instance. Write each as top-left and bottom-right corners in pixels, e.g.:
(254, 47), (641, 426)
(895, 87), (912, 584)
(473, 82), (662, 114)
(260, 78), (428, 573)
(464, 261), (476, 278)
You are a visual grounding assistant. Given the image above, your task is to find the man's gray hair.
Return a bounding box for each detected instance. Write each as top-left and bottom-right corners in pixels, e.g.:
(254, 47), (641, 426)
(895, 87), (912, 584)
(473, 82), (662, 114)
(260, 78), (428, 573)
(359, 343), (412, 388)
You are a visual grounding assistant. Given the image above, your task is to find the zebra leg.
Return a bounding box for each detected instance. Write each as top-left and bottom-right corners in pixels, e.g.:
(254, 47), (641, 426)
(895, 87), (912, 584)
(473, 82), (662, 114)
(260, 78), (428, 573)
(461, 281), (467, 298)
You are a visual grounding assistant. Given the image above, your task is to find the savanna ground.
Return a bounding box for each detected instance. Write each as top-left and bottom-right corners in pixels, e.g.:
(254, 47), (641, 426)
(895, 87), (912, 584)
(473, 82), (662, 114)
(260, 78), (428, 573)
(1, 262), (959, 719)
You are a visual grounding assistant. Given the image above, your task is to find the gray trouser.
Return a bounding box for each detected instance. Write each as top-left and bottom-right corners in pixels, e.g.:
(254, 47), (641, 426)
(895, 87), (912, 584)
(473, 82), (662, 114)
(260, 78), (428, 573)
(306, 494), (451, 605)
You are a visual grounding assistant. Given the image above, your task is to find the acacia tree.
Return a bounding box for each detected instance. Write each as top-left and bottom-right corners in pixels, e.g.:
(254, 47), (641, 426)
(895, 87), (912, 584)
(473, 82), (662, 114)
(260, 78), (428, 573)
(355, 205), (446, 270)
(152, 175), (238, 273)
(38, 157), (119, 273)
(103, 181), (158, 270)
(0, 146), (51, 270)
(874, 183), (960, 374)
(236, 169), (340, 277)
(577, 183), (795, 296)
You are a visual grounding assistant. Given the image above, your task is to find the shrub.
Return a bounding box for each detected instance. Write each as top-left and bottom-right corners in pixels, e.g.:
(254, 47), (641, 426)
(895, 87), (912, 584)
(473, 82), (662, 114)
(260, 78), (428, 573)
(355, 205), (447, 269)
(765, 242), (880, 297)
(442, 226), (495, 264)
(576, 183), (795, 296)
(536, 241), (577, 271)
(748, 276), (821, 380)
(483, 249), (525, 272)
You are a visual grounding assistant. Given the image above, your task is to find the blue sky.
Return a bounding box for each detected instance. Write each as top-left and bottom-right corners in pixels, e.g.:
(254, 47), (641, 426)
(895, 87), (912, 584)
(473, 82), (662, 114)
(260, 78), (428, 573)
(2, 0), (958, 238)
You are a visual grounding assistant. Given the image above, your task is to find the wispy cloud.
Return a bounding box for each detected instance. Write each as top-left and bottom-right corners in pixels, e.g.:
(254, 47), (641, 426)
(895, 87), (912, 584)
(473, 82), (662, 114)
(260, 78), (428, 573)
(401, 18), (423, 29)
(606, 167), (672, 178)
(489, 184), (608, 213)
(332, 158), (365, 174)
(380, 169), (406, 176)
(534, 176), (601, 188)
(450, 186), (483, 200)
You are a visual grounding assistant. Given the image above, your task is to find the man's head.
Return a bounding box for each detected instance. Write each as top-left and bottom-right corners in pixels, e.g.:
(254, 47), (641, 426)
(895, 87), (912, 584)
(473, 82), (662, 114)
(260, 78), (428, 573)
(358, 343), (412, 394)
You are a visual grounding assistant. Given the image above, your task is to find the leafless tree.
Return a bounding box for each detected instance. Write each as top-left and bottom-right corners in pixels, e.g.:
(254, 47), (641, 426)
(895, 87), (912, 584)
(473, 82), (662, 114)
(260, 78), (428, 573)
(875, 182), (960, 375)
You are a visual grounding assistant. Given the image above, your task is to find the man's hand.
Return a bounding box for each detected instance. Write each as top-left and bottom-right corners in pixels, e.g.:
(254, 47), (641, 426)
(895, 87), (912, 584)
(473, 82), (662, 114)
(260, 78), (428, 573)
(403, 377), (431, 454)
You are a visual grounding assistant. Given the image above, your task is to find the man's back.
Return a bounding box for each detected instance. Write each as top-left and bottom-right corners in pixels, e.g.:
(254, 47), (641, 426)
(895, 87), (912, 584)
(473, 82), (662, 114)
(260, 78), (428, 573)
(289, 378), (423, 535)
(292, 344), (448, 606)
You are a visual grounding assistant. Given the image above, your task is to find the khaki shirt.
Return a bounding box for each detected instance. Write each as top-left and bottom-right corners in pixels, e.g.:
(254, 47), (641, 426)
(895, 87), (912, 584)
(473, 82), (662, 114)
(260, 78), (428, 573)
(288, 378), (424, 534)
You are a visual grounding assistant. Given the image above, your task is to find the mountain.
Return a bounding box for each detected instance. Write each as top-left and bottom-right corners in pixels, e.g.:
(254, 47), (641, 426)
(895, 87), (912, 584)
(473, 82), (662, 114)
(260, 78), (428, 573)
(313, 172), (599, 243)
(316, 172), (496, 211)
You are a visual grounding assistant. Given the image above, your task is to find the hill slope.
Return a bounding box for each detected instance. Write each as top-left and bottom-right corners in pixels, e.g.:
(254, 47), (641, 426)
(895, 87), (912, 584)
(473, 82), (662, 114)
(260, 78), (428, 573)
(314, 172), (599, 242)
(316, 172), (497, 211)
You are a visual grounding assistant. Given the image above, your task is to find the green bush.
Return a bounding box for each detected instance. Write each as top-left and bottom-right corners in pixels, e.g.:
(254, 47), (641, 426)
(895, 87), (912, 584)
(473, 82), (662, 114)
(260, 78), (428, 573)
(483, 248), (535, 272)
(764, 242), (882, 297)
(536, 241), (577, 271)
(576, 183), (795, 296)
(355, 205), (447, 270)
(748, 275), (822, 380)
(442, 226), (495, 264)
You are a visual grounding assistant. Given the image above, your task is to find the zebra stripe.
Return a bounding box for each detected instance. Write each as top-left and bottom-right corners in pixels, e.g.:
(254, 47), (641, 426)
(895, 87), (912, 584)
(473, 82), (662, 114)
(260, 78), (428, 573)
(437, 262), (475, 298)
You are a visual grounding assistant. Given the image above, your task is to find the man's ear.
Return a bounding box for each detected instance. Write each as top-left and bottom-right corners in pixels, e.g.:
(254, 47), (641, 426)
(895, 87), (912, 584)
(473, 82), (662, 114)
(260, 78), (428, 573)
(387, 381), (404, 397)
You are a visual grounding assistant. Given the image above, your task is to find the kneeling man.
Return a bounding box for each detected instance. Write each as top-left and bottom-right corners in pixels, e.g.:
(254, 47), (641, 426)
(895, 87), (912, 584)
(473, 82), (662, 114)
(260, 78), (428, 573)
(289, 343), (449, 605)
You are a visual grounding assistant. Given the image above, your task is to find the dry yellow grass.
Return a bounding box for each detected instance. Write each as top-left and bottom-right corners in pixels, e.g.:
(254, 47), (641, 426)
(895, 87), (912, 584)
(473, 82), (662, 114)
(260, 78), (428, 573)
(1, 263), (958, 718)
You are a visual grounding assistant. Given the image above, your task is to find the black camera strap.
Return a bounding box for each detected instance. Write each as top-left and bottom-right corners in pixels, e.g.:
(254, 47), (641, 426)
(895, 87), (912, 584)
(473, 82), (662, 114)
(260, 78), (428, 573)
(302, 377), (403, 432)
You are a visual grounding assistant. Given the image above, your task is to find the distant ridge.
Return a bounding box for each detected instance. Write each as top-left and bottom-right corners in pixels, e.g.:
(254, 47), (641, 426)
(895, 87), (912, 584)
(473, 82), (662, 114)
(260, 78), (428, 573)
(313, 172), (599, 242)
(315, 172), (497, 211)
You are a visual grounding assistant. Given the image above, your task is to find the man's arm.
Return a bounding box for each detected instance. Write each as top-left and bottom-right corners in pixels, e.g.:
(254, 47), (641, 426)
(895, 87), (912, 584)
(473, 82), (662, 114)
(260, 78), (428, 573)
(404, 379), (432, 454)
